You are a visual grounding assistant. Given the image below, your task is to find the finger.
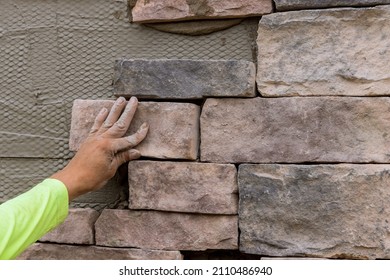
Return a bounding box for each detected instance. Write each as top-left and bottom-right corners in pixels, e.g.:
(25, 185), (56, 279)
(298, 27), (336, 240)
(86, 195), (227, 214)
(111, 122), (149, 152)
(105, 96), (138, 137)
(114, 149), (141, 167)
(100, 97), (127, 133)
(89, 107), (108, 134)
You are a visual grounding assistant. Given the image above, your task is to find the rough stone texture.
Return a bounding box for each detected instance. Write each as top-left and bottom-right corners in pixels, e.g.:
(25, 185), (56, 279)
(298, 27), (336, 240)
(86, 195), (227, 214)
(95, 209), (238, 250)
(128, 161), (238, 214)
(257, 6), (390, 97)
(144, 19), (243, 36)
(113, 59), (256, 99)
(40, 208), (99, 245)
(132, 0), (273, 23)
(275, 0), (390, 11)
(239, 164), (390, 259)
(261, 257), (327, 260)
(70, 100), (200, 160)
(18, 243), (183, 260)
(201, 97), (390, 163)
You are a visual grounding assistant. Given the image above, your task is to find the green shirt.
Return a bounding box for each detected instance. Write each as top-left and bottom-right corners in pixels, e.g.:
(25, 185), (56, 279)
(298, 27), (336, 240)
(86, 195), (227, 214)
(0, 179), (69, 260)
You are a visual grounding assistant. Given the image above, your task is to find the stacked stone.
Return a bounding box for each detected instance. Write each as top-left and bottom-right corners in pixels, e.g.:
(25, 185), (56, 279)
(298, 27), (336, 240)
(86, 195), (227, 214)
(19, 0), (390, 260)
(65, 59), (256, 255)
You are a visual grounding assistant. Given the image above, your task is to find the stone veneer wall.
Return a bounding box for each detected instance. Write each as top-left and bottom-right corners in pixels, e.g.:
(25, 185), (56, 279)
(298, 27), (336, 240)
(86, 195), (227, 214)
(17, 0), (390, 260)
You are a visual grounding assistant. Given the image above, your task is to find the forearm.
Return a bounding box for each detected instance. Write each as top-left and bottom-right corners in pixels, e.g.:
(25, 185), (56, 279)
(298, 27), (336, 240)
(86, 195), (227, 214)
(0, 179), (69, 260)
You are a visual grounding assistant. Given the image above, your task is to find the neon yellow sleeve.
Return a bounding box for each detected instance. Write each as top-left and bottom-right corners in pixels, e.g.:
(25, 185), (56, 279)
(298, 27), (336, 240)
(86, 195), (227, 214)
(0, 179), (69, 260)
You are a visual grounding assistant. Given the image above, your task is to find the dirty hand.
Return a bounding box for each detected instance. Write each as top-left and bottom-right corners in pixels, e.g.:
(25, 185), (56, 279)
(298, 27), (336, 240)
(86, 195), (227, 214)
(51, 96), (149, 201)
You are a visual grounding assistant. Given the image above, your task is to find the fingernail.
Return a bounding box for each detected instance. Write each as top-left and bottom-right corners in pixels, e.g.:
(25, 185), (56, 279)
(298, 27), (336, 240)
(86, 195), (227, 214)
(141, 122), (149, 129)
(131, 149), (141, 157)
(129, 96), (138, 105)
(99, 107), (107, 114)
(117, 97), (125, 104)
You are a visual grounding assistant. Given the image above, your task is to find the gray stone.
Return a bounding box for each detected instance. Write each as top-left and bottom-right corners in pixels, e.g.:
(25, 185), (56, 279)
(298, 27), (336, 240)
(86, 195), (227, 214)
(128, 160), (238, 214)
(257, 6), (390, 97)
(40, 208), (99, 245)
(275, 0), (390, 11)
(113, 59), (256, 99)
(70, 100), (200, 160)
(95, 209), (238, 250)
(132, 0), (273, 23)
(200, 97), (390, 163)
(18, 243), (183, 260)
(144, 19), (243, 36)
(239, 164), (390, 259)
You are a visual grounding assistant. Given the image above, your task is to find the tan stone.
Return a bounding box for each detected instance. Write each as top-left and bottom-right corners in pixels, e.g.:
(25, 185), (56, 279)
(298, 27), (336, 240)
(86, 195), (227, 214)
(275, 0), (390, 11)
(239, 164), (390, 259)
(18, 243), (183, 260)
(132, 0), (273, 23)
(201, 97), (390, 163)
(40, 208), (99, 245)
(257, 6), (390, 96)
(70, 100), (200, 160)
(95, 209), (238, 250)
(128, 160), (237, 214)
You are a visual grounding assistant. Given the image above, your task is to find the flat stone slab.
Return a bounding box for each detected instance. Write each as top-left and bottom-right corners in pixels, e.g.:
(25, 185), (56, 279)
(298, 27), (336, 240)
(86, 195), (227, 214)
(132, 0), (272, 23)
(128, 161), (238, 214)
(257, 6), (390, 96)
(200, 97), (390, 163)
(239, 164), (390, 259)
(18, 243), (183, 260)
(95, 209), (238, 250)
(40, 208), (99, 245)
(70, 100), (200, 160)
(275, 0), (390, 11)
(113, 59), (256, 99)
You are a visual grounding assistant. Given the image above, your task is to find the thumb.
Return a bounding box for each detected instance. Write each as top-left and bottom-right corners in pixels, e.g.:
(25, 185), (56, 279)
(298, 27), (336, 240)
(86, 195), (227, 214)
(114, 149), (141, 167)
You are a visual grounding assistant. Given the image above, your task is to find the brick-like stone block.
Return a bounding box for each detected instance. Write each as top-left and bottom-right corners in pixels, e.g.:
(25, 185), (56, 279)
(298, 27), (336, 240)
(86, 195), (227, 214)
(40, 208), (99, 245)
(70, 100), (200, 160)
(275, 0), (390, 11)
(128, 161), (237, 214)
(239, 164), (390, 259)
(18, 243), (183, 260)
(95, 209), (238, 250)
(113, 59), (256, 99)
(201, 97), (390, 163)
(257, 6), (390, 96)
(132, 0), (273, 23)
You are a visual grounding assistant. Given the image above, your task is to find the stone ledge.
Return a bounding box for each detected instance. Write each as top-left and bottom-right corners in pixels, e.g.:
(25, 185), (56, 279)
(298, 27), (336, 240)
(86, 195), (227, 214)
(95, 209), (238, 251)
(113, 59), (256, 99)
(201, 97), (390, 163)
(257, 6), (390, 96)
(239, 164), (390, 259)
(275, 0), (390, 11)
(18, 243), (183, 260)
(128, 160), (238, 214)
(132, 0), (273, 23)
(40, 208), (99, 245)
(70, 100), (200, 160)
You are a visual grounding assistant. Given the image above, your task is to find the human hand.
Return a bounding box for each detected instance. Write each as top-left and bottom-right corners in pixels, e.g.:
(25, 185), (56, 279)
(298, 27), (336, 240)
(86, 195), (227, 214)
(51, 96), (149, 201)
